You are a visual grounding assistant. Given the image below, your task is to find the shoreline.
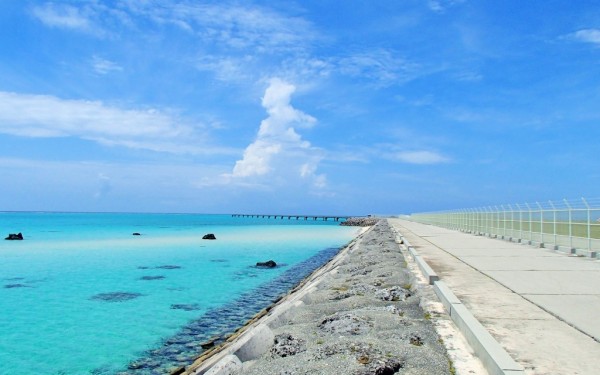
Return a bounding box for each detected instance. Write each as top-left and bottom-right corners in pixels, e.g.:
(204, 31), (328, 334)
(180, 226), (370, 374)
(184, 220), (458, 375)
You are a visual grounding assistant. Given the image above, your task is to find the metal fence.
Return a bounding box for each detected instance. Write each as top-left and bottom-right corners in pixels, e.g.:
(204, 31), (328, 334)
(409, 198), (600, 254)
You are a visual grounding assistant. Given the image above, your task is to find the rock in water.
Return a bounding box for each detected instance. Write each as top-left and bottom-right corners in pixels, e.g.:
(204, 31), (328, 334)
(132, 232), (141, 236)
(5, 233), (24, 240)
(256, 260), (277, 268)
(202, 233), (216, 240)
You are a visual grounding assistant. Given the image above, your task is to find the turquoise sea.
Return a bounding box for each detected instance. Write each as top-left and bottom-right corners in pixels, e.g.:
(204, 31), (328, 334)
(0, 212), (359, 375)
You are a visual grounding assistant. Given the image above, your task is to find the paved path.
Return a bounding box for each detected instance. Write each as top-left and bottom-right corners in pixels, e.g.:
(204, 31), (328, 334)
(388, 218), (600, 375)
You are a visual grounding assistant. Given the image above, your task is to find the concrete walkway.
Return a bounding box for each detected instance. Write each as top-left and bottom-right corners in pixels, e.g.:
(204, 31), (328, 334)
(388, 218), (600, 375)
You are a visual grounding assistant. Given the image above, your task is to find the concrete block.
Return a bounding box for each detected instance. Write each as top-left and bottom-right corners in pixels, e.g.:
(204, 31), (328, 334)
(450, 304), (524, 375)
(300, 286), (318, 304)
(408, 247), (418, 259)
(414, 255), (439, 285)
(572, 248), (597, 258)
(203, 355), (242, 375)
(554, 245), (575, 254)
(233, 324), (274, 362)
(433, 281), (461, 313)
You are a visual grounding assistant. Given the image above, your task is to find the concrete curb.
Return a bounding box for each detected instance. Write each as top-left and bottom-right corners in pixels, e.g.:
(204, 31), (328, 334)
(396, 231), (524, 375)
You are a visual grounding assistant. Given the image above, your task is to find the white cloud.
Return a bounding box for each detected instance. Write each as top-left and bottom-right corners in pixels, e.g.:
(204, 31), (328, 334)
(123, 2), (315, 53)
(95, 173), (112, 199)
(394, 151), (450, 164)
(427, 0), (466, 13)
(196, 55), (252, 82)
(31, 3), (94, 32)
(228, 78), (324, 189)
(338, 49), (423, 87)
(0, 91), (233, 155)
(92, 56), (123, 74)
(572, 29), (600, 45)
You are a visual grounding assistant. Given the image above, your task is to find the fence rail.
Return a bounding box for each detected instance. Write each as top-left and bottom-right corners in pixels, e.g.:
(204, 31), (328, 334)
(409, 198), (600, 255)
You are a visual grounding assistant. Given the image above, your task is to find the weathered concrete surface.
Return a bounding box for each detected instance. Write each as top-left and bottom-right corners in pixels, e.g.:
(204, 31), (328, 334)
(389, 218), (600, 375)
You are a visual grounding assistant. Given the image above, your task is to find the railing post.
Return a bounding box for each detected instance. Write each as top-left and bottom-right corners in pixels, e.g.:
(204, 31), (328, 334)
(525, 203), (532, 242)
(537, 202), (544, 245)
(516, 203), (523, 240)
(564, 199), (572, 250)
(549, 200), (557, 248)
(501, 205), (506, 237)
(494, 205), (500, 238)
(583, 197), (591, 252)
(508, 204), (514, 239)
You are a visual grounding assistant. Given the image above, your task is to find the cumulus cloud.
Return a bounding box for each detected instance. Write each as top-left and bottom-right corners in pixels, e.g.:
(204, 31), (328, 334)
(0, 91), (231, 155)
(572, 29), (600, 45)
(228, 78), (325, 189)
(394, 150), (450, 164)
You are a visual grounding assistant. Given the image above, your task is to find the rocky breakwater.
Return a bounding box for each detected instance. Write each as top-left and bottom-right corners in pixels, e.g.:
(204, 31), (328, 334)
(340, 217), (380, 226)
(195, 220), (452, 375)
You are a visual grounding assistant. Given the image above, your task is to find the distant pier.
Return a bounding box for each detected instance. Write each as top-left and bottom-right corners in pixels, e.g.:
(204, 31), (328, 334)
(231, 214), (349, 222)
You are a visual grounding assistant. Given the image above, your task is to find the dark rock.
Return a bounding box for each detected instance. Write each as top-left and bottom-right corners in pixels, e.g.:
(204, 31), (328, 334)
(4, 283), (29, 289)
(156, 265), (182, 269)
(132, 232), (141, 236)
(256, 260), (277, 268)
(409, 334), (423, 346)
(91, 292), (144, 302)
(139, 275), (165, 281)
(358, 359), (404, 375)
(170, 304), (201, 311)
(270, 334), (306, 358)
(202, 233), (216, 240)
(200, 336), (221, 349)
(5, 233), (23, 240)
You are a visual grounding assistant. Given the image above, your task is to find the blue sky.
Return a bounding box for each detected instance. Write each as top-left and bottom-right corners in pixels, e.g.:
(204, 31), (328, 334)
(0, 1), (599, 215)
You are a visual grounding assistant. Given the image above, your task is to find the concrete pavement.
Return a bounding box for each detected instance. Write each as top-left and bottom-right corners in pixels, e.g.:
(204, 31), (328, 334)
(388, 218), (600, 375)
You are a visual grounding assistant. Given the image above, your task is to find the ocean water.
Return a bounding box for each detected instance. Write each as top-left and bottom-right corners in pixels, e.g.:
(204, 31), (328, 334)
(0, 213), (359, 375)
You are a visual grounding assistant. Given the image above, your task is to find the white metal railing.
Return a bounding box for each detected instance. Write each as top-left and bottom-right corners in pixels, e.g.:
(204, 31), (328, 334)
(409, 198), (600, 254)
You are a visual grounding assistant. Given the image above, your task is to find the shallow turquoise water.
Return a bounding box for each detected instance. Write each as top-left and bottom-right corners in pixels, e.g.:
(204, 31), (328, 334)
(0, 213), (358, 375)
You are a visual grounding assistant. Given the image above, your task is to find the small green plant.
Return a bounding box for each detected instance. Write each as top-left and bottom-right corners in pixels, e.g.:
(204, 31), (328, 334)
(316, 339), (324, 345)
(448, 358), (457, 375)
(424, 312), (432, 320)
(332, 284), (349, 291)
(402, 283), (412, 290)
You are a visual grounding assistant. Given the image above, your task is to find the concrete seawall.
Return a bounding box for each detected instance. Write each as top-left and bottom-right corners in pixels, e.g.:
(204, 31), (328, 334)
(183, 220), (483, 375)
